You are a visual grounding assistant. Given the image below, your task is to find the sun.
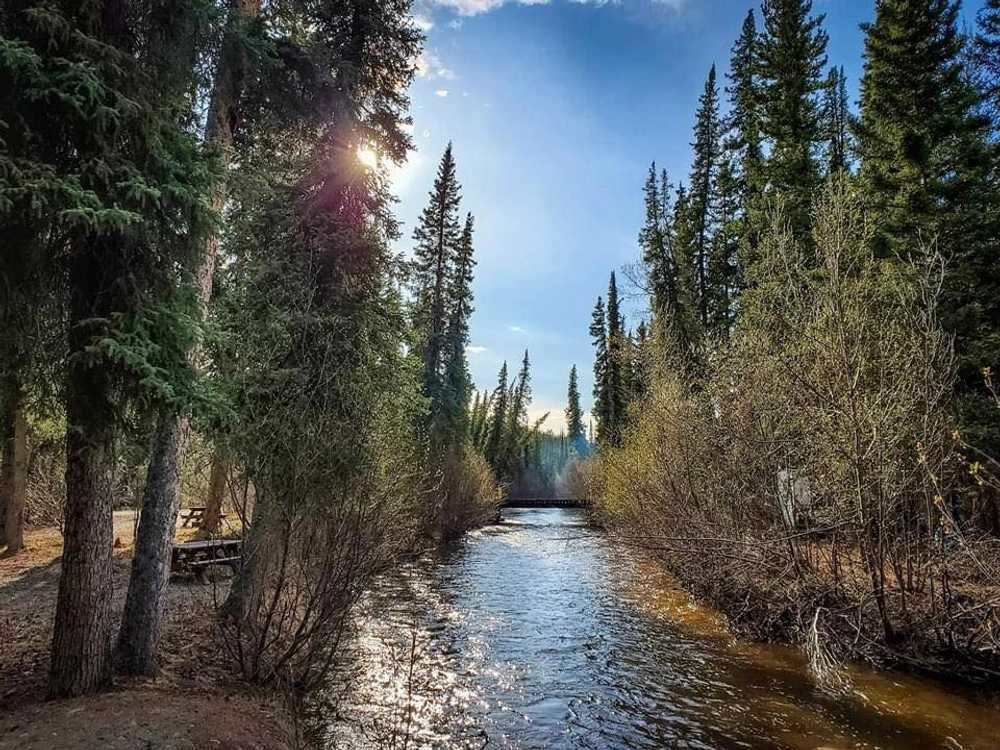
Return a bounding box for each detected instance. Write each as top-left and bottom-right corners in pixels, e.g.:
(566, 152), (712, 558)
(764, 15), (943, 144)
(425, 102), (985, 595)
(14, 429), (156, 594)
(356, 145), (379, 170)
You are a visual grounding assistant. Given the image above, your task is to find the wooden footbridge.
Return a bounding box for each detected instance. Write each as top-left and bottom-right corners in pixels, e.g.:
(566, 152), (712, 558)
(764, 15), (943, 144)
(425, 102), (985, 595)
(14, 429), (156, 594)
(502, 497), (586, 509)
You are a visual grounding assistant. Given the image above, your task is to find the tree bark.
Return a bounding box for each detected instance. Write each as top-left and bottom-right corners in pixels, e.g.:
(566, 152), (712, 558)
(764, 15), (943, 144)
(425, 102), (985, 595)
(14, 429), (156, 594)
(116, 0), (261, 677)
(2, 384), (28, 553)
(116, 413), (187, 674)
(49, 294), (116, 697)
(201, 455), (228, 535)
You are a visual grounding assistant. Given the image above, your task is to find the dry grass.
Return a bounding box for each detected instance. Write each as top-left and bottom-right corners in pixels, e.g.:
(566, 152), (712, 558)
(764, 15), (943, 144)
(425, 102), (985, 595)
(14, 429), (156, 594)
(0, 519), (293, 750)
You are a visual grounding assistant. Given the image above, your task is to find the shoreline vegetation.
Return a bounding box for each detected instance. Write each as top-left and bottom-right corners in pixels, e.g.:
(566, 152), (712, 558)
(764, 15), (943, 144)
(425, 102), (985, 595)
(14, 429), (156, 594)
(572, 0), (1000, 697)
(3, 0), (1000, 746)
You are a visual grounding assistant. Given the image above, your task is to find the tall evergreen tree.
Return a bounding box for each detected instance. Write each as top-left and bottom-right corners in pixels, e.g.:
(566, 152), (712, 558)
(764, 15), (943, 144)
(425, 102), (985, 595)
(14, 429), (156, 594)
(484, 361), (509, 471)
(858, 0), (1000, 453)
(442, 212), (476, 447)
(412, 144), (463, 447)
(115, 0), (247, 676)
(589, 297), (610, 443)
(688, 65), (723, 327)
(708, 156), (742, 338)
(1, 0), (216, 696)
(669, 185), (703, 360)
(821, 66), (853, 174)
(758, 0), (829, 241)
(639, 163), (676, 320)
(605, 272), (627, 444)
(726, 10), (765, 204)
(565, 365), (586, 453)
(503, 351), (532, 475)
(975, 0), (1000, 116)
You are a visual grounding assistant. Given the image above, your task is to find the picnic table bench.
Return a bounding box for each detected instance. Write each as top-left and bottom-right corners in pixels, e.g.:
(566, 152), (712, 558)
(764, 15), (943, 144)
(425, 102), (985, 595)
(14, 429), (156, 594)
(178, 506), (227, 528)
(171, 538), (242, 581)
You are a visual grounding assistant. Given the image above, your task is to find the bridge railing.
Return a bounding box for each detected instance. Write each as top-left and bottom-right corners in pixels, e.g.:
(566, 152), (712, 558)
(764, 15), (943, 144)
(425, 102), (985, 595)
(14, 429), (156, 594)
(501, 498), (586, 508)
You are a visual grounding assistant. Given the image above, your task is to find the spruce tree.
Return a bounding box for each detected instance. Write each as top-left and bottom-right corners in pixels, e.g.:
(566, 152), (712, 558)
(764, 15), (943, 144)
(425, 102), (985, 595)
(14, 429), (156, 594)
(758, 0), (829, 241)
(821, 66), (852, 174)
(975, 0), (1000, 115)
(484, 362), (509, 471)
(1, 0), (215, 696)
(589, 297), (610, 444)
(669, 185), (703, 362)
(708, 156), (742, 338)
(565, 365), (586, 453)
(412, 144), (463, 446)
(503, 351), (532, 476)
(605, 272), (627, 444)
(640, 163), (676, 320)
(688, 65), (723, 328)
(726, 10), (764, 205)
(442, 213), (476, 448)
(858, 0), (1000, 452)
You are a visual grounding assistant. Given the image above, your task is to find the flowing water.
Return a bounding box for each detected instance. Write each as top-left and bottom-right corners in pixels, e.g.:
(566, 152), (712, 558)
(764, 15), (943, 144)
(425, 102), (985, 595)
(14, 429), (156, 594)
(328, 508), (1000, 749)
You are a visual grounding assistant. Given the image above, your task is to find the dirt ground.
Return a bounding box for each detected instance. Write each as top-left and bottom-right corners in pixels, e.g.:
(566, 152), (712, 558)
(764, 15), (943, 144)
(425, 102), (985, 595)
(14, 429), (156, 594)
(0, 515), (292, 750)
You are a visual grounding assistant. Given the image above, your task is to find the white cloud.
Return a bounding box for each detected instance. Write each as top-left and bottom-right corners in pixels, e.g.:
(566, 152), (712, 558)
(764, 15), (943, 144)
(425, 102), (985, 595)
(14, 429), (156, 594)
(415, 49), (455, 80)
(426, 0), (686, 17)
(435, 88), (450, 97)
(466, 345), (489, 355)
(413, 13), (435, 30)
(508, 325), (526, 334)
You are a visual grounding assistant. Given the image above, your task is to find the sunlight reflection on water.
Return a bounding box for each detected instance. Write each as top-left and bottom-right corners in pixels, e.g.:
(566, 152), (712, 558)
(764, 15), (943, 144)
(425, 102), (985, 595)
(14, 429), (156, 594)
(326, 508), (1000, 750)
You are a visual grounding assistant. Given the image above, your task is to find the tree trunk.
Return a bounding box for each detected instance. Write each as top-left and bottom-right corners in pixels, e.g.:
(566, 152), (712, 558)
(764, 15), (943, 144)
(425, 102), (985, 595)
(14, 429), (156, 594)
(115, 0), (261, 677)
(116, 413), (188, 674)
(202, 455), (228, 535)
(49, 332), (115, 697)
(2, 384), (28, 553)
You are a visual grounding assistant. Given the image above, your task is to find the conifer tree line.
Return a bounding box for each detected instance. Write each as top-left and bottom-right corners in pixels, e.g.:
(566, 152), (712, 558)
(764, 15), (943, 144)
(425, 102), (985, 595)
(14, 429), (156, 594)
(466, 353), (589, 494)
(410, 143), (479, 458)
(595, 0), (1000, 672)
(595, 0), (1000, 457)
(589, 271), (652, 447)
(0, 0), (498, 700)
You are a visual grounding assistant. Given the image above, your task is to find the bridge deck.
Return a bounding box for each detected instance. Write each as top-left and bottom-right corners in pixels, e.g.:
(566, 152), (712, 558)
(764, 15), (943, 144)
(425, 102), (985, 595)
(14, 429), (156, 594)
(502, 498), (585, 508)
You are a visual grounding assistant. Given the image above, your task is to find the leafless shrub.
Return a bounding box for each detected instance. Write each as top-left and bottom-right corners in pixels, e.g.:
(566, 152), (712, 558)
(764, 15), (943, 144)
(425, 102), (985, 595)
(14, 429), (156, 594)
(430, 451), (500, 540)
(595, 179), (1000, 681)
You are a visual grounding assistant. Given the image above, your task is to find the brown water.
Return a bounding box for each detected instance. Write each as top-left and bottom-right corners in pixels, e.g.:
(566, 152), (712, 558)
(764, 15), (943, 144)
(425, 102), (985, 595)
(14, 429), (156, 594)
(328, 508), (1000, 749)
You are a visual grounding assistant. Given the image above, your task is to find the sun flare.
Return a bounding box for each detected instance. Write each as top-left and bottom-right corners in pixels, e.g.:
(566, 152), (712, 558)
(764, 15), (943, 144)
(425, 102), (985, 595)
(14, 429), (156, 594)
(356, 145), (379, 170)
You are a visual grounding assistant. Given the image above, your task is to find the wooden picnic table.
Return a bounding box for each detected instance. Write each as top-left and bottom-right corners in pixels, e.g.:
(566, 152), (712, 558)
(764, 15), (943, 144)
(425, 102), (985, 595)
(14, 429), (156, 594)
(171, 538), (242, 581)
(178, 507), (227, 528)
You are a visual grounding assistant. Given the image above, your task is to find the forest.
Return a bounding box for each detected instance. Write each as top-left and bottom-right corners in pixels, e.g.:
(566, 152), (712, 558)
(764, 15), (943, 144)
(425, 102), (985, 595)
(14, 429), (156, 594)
(2, 0), (1000, 746)
(586, 0), (1000, 684)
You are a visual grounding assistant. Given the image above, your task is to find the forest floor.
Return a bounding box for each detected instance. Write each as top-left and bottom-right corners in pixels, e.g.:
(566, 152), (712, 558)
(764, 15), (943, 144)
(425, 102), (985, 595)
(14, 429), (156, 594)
(0, 514), (293, 750)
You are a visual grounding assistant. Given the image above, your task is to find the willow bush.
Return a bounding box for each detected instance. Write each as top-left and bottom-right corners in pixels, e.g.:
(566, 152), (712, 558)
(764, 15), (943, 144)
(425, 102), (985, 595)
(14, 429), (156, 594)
(597, 180), (1000, 679)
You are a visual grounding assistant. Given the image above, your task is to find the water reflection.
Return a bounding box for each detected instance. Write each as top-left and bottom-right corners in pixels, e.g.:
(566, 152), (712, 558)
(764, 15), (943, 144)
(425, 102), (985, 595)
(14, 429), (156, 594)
(328, 508), (999, 749)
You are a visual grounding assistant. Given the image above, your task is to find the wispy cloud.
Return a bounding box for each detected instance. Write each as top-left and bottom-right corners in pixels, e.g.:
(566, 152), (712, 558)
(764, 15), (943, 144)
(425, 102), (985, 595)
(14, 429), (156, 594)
(415, 49), (455, 80)
(413, 13), (435, 30)
(508, 325), (526, 334)
(435, 88), (450, 97)
(466, 345), (489, 355)
(426, 0), (687, 17)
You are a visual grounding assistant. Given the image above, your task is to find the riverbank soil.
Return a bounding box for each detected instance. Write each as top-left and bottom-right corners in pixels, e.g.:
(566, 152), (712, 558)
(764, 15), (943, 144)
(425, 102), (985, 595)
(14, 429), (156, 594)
(0, 516), (291, 750)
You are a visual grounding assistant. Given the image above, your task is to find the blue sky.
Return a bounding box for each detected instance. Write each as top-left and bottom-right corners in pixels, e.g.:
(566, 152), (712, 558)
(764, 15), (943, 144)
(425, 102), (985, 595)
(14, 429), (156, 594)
(391, 0), (986, 432)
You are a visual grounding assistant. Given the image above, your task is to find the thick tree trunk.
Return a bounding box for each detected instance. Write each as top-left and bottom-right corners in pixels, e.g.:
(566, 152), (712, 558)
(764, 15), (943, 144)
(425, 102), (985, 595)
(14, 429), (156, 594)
(115, 0), (261, 677)
(49, 333), (115, 697)
(116, 413), (188, 674)
(201, 455), (228, 535)
(2, 385), (28, 553)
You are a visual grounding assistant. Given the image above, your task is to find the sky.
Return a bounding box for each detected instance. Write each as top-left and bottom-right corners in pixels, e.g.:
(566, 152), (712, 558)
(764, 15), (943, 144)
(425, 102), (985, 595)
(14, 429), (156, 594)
(390, 0), (987, 433)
